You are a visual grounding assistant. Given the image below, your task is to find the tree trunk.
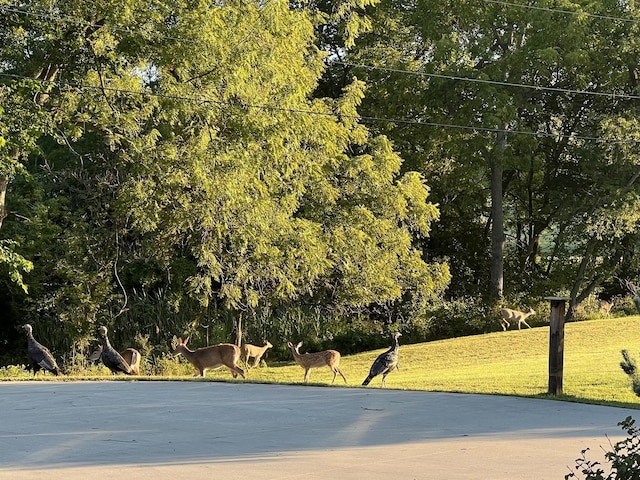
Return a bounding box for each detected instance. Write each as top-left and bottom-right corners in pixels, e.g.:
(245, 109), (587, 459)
(0, 174), (8, 232)
(490, 128), (506, 300)
(235, 311), (243, 347)
(567, 237), (599, 319)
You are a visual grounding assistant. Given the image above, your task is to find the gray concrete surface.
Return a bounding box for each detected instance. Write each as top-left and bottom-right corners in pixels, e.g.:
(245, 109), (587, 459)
(0, 381), (635, 479)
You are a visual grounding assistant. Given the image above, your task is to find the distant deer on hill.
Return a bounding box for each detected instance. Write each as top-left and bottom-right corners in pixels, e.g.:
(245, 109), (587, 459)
(598, 298), (616, 317)
(499, 307), (536, 331)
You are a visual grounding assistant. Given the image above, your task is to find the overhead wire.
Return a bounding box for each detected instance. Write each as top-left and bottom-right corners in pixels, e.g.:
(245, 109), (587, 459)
(332, 61), (640, 101)
(0, 71), (632, 144)
(2, 0), (639, 39)
(0, 4), (196, 43)
(0, 1), (311, 46)
(1, 2), (639, 143)
(478, 0), (640, 23)
(2, 1), (637, 101)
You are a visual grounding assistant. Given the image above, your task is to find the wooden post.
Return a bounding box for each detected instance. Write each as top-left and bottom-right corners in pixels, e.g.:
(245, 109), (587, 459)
(546, 297), (568, 395)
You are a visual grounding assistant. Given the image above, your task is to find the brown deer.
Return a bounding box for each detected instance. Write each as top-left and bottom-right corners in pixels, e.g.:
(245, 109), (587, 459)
(172, 337), (245, 379)
(599, 298), (616, 317)
(287, 341), (347, 384)
(499, 307), (536, 331)
(89, 346), (141, 375)
(241, 341), (273, 369)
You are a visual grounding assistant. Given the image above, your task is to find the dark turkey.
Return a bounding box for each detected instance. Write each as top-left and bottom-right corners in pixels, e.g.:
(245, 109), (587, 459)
(22, 324), (62, 376)
(98, 326), (133, 375)
(362, 332), (401, 387)
(89, 345), (141, 375)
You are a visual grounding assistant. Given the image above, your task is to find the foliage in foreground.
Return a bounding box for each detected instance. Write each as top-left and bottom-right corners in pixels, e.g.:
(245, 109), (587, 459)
(566, 416), (640, 480)
(621, 350), (640, 398)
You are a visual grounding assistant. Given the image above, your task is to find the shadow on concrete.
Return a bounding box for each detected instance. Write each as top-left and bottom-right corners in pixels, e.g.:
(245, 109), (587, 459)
(0, 381), (634, 470)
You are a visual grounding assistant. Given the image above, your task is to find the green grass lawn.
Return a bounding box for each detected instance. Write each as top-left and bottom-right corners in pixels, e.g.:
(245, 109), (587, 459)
(5, 316), (640, 408)
(221, 315), (640, 408)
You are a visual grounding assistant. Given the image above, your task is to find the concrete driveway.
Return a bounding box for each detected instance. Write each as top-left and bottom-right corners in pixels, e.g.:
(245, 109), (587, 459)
(0, 381), (635, 479)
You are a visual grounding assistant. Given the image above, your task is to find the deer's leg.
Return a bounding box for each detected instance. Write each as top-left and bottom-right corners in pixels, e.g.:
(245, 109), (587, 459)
(232, 365), (245, 379)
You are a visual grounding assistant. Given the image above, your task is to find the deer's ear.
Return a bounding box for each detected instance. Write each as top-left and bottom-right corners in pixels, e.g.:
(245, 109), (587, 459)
(184, 337), (189, 345)
(287, 342), (293, 348)
(297, 341), (303, 349)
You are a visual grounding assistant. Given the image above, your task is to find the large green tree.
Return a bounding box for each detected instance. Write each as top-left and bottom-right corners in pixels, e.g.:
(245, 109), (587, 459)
(0, 0), (449, 357)
(328, 0), (640, 314)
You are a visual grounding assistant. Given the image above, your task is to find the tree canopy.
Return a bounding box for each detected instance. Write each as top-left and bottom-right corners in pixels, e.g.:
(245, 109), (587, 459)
(327, 0), (640, 311)
(0, 0), (448, 358)
(3, 0), (640, 364)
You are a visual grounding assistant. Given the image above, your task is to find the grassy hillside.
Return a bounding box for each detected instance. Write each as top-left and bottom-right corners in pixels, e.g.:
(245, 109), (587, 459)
(243, 316), (640, 408)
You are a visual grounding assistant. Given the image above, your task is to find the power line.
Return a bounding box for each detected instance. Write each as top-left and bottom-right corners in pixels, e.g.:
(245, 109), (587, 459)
(357, 113), (607, 142)
(1, 71), (636, 144)
(2, 0), (639, 45)
(0, 2), (309, 47)
(6, 0), (635, 102)
(0, 70), (339, 115)
(4, 2), (639, 100)
(0, 5), (195, 43)
(479, 0), (640, 23)
(1, 2), (638, 144)
(334, 61), (640, 101)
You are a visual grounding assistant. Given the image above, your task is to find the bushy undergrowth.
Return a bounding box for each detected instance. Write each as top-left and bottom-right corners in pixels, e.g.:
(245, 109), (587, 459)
(151, 353), (196, 376)
(566, 416), (640, 480)
(0, 354), (201, 378)
(0, 364), (31, 378)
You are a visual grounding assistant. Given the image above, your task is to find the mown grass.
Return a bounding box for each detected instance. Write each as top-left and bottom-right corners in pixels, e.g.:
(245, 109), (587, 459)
(4, 316), (640, 408)
(245, 316), (640, 408)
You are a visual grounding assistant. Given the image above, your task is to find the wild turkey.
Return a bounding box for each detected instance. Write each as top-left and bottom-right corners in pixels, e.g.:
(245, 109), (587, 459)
(22, 324), (62, 376)
(89, 345), (141, 375)
(98, 326), (133, 375)
(362, 332), (401, 388)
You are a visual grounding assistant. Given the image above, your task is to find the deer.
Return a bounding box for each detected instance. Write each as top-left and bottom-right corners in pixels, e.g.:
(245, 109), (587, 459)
(599, 298), (616, 317)
(172, 337), (245, 379)
(241, 340), (273, 369)
(89, 346), (141, 375)
(499, 307), (536, 331)
(287, 341), (347, 384)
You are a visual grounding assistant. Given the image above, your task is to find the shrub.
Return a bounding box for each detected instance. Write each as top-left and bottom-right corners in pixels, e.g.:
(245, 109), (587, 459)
(565, 416), (640, 480)
(0, 364), (30, 378)
(150, 352), (195, 376)
(424, 297), (494, 339)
